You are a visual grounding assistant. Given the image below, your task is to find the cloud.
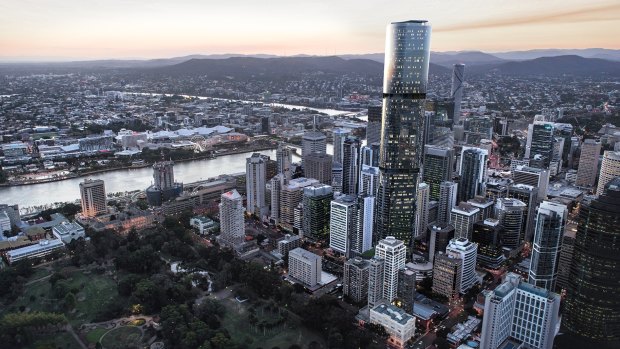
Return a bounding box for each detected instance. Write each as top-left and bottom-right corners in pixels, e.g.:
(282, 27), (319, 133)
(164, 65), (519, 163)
(435, 3), (620, 32)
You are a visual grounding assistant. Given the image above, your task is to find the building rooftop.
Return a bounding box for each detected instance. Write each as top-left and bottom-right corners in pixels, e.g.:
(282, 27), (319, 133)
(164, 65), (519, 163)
(222, 189), (241, 200)
(53, 221), (83, 236)
(289, 247), (320, 262)
(372, 303), (415, 325)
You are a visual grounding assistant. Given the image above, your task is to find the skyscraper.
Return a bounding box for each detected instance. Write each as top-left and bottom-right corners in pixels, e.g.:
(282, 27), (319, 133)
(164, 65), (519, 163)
(357, 195), (375, 254)
(280, 177), (319, 227)
(446, 237), (478, 294)
(219, 189), (245, 246)
(495, 198), (526, 251)
(341, 136), (360, 195)
(575, 139), (600, 187)
(450, 202), (480, 240)
(415, 183), (430, 239)
(343, 257), (370, 304)
(458, 147), (488, 203)
(375, 20), (431, 245)
(596, 151), (620, 195)
(146, 160), (183, 206)
(528, 201), (567, 291)
(302, 183), (333, 241)
(472, 219), (505, 270)
(525, 121), (555, 169)
(360, 142), (380, 168)
(426, 223), (455, 264)
(437, 181), (458, 225)
(79, 179), (107, 217)
(432, 252), (461, 299)
(302, 130), (327, 165)
(304, 152), (333, 186)
(332, 128), (350, 165)
(246, 153), (269, 218)
(564, 178), (620, 343)
(359, 165), (379, 197)
(366, 106), (383, 145)
(513, 165), (549, 201)
(507, 184), (539, 243)
(451, 64), (465, 125)
(276, 143), (293, 183)
(329, 195), (358, 255)
(368, 257), (386, 308)
(422, 145), (454, 201)
(269, 174), (285, 225)
(375, 236), (407, 303)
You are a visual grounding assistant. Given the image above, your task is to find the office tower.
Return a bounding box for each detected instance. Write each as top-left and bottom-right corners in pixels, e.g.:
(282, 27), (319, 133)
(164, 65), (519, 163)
(375, 236), (407, 303)
(525, 121), (555, 169)
(458, 147), (488, 203)
(446, 238), (478, 294)
(304, 152), (333, 186)
(329, 195), (358, 255)
(564, 178), (620, 343)
(375, 20), (431, 245)
(359, 165), (379, 197)
(146, 160), (183, 206)
(427, 201), (438, 225)
(269, 174), (285, 225)
(451, 63), (465, 124)
(556, 222), (576, 291)
(277, 234), (302, 257)
(396, 267), (417, 312)
(360, 143), (380, 167)
(367, 106), (383, 145)
(331, 162), (343, 193)
(464, 116), (493, 145)
(342, 136), (360, 195)
(276, 143), (293, 183)
(495, 198), (526, 250)
(450, 202), (480, 240)
(265, 159), (278, 182)
(472, 219), (505, 269)
(219, 190), (244, 246)
(357, 195), (375, 254)
(415, 183), (430, 238)
(554, 122), (573, 165)
(549, 136), (565, 176)
(302, 130), (327, 164)
(432, 252), (461, 299)
(467, 196), (495, 221)
(79, 179), (107, 217)
(261, 116), (270, 133)
(575, 139), (601, 187)
(368, 257), (386, 308)
(332, 128), (350, 165)
(279, 178), (319, 227)
(528, 201), (567, 291)
(288, 247), (321, 287)
(480, 273), (561, 349)
(302, 183), (333, 241)
(507, 184), (539, 242)
(596, 151), (620, 195)
(343, 257), (370, 303)
(423, 145), (454, 201)
(513, 165), (548, 200)
(426, 223), (455, 264)
(425, 98), (455, 147)
(246, 153), (269, 217)
(437, 181), (458, 225)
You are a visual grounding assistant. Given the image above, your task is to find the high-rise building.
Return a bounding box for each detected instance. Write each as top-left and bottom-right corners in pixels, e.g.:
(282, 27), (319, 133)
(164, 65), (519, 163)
(246, 153), (269, 217)
(357, 195), (375, 254)
(342, 136), (360, 195)
(304, 152), (333, 186)
(450, 202), (480, 240)
(375, 236), (407, 303)
(451, 64), (465, 125)
(596, 151), (620, 195)
(302, 131), (327, 165)
(422, 145), (454, 201)
(426, 223), (455, 264)
(432, 252), (461, 299)
(480, 273), (561, 349)
(269, 174), (285, 225)
(368, 257), (386, 308)
(302, 183), (333, 241)
(360, 143), (380, 168)
(458, 147), (488, 203)
(466, 195), (495, 221)
(332, 128), (350, 165)
(276, 143), (293, 183)
(425, 98), (455, 147)
(367, 106), (383, 145)
(359, 165), (379, 197)
(528, 201), (567, 291)
(79, 179), (107, 218)
(261, 116), (270, 133)
(280, 178), (319, 227)
(564, 178), (620, 343)
(438, 181), (458, 225)
(446, 238), (478, 294)
(219, 190), (245, 246)
(507, 184), (539, 243)
(415, 183), (430, 238)
(331, 162), (343, 193)
(525, 121), (556, 169)
(513, 166), (549, 200)
(343, 257), (370, 303)
(472, 219), (505, 269)
(375, 20), (431, 245)
(329, 195), (358, 255)
(288, 247), (321, 288)
(495, 198), (526, 250)
(575, 139), (601, 187)
(556, 222), (576, 291)
(396, 267), (417, 312)
(146, 160), (184, 206)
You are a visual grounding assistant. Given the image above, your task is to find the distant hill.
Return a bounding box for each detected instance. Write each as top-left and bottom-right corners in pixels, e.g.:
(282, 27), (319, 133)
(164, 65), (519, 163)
(430, 51), (506, 67)
(493, 48), (620, 61)
(473, 55), (620, 77)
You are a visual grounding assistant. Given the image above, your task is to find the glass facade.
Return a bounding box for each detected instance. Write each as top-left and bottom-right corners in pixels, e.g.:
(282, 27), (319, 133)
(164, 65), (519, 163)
(376, 20), (431, 245)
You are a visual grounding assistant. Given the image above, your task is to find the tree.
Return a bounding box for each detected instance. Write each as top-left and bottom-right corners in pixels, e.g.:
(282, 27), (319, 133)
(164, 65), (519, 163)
(64, 292), (76, 310)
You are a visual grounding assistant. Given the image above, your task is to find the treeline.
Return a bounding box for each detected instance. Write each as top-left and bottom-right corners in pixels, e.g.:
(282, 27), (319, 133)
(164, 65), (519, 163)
(0, 312), (67, 347)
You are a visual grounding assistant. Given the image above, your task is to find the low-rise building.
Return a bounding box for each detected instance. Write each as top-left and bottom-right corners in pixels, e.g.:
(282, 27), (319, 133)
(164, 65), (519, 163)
(369, 302), (416, 349)
(52, 221), (85, 243)
(5, 239), (65, 265)
(190, 216), (219, 235)
(288, 247), (321, 288)
(277, 234), (302, 256)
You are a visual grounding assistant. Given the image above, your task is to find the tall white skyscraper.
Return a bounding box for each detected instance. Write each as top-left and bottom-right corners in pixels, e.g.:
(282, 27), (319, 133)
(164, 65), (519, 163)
(329, 195), (358, 255)
(80, 179), (107, 218)
(359, 165), (379, 197)
(375, 236), (407, 303)
(276, 143), (293, 183)
(219, 189), (245, 246)
(332, 128), (350, 165)
(438, 181), (458, 225)
(246, 153), (268, 218)
(446, 238), (478, 294)
(269, 174), (285, 225)
(357, 195), (375, 254)
(528, 201), (567, 291)
(415, 183), (430, 238)
(596, 151), (620, 195)
(368, 257), (385, 308)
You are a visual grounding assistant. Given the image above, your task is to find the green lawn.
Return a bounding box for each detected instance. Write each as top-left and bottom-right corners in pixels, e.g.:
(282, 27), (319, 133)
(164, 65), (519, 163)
(86, 327), (109, 344)
(24, 332), (81, 349)
(100, 326), (143, 349)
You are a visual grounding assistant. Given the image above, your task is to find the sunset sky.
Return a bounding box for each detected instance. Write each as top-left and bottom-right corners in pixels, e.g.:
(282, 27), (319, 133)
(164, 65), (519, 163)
(1, 0), (619, 61)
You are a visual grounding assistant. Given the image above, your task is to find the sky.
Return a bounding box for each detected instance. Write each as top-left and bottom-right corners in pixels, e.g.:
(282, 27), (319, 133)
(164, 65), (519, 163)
(0, 0), (619, 61)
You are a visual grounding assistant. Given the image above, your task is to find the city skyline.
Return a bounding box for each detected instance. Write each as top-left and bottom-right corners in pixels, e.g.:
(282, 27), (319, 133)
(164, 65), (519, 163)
(1, 0), (619, 61)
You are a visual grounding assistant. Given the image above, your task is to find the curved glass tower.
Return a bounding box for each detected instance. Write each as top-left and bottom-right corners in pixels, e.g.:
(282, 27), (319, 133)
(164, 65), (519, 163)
(375, 20), (431, 245)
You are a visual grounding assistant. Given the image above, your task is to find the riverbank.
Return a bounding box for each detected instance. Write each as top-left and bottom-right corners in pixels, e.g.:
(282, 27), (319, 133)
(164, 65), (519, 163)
(0, 145), (276, 188)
